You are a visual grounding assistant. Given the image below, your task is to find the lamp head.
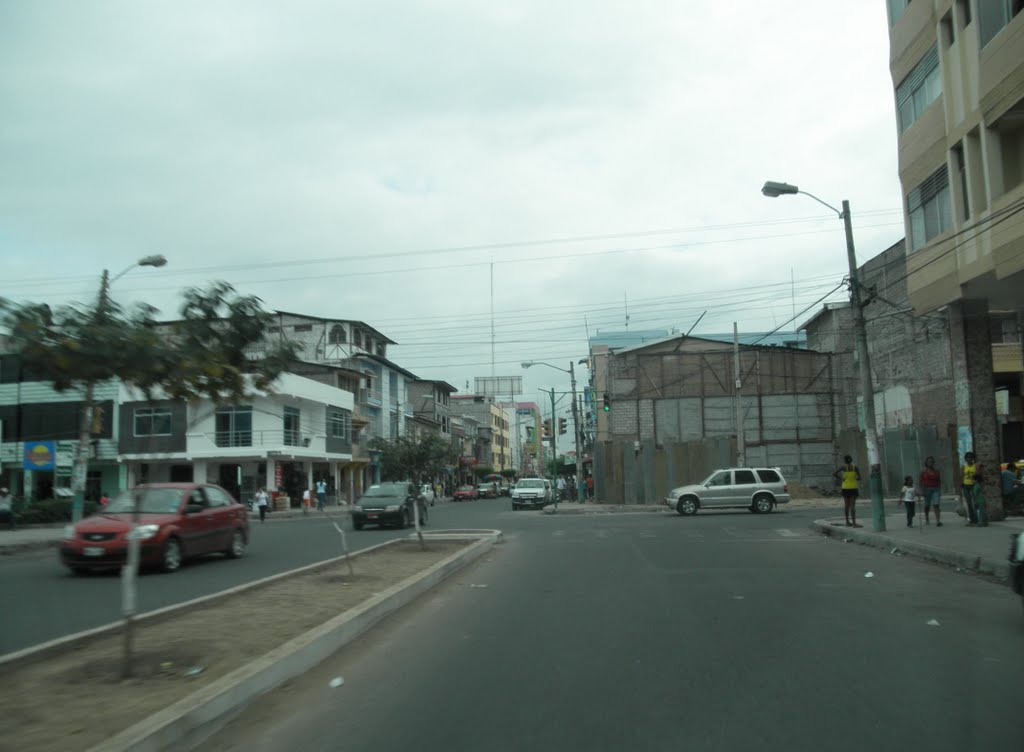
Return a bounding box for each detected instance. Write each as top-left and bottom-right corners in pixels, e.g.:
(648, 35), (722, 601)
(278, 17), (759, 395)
(761, 181), (799, 198)
(138, 254), (167, 268)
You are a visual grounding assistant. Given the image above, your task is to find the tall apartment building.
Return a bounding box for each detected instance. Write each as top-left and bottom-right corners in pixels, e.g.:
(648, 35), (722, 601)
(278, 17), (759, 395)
(886, 0), (1024, 491)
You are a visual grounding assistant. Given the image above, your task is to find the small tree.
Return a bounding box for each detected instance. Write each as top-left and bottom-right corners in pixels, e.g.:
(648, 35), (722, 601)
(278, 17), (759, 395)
(370, 432), (459, 485)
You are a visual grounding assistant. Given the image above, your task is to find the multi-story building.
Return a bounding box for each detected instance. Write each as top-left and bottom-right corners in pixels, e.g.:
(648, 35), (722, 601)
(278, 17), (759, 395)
(886, 0), (1024, 505)
(407, 379), (456, 438)
(451, 395), (513, 473)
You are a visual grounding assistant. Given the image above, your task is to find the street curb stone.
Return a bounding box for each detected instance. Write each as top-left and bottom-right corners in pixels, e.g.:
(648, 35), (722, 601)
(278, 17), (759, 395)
(810, 519), (1009, 580)
(81, 530), (501, 752)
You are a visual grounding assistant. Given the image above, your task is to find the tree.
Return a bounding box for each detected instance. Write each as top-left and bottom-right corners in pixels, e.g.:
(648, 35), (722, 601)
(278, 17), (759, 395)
(370, 432), (459, 485)
(3, 282), (298, 513)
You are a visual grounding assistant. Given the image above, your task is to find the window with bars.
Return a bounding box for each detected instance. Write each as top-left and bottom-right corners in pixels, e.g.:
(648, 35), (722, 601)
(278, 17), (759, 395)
(896, 45), (941, 133)
(283, 406), (301, 446)
(134, 407), (172, 437)
(908, 165), (952, 251)
(328, 410), (351, 441)
(328, 325), (346, 344)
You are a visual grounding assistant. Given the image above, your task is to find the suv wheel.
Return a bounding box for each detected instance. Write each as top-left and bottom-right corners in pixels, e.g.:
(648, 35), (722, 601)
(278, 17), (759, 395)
(753, 494), (774, 514)
(676, 497), (698, 516)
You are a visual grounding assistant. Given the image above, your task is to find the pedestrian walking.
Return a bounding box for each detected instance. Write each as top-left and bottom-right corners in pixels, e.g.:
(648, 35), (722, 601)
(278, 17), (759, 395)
(961, 452), (981, 526)
(920, 456), (942, 526)
(586, 474), (594, 500)
(255, 487), (269, 523)
(899, 476), (918, 527)
(0, 487), (15, 530)
(556, 475), (566, 501)
(302, 487), (312, 515)
(833, 456), (862, 527)
(315, 478), (327, 511)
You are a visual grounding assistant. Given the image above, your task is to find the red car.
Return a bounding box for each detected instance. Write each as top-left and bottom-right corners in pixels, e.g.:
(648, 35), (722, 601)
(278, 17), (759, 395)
(60, 483), (250, 575)
(452, 484), (479, 501)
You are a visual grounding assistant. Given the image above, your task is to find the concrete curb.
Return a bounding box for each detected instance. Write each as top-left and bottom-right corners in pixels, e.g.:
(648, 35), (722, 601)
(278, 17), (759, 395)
(84, 530), (500, 752)
(810, 519), (1010, 580)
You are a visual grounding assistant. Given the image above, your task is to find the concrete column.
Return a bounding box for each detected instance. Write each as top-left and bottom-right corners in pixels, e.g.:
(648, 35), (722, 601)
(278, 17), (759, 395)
(949, 300), (1004, 521)
(193, 460), (208, 484)
(264, 458), (275, 492)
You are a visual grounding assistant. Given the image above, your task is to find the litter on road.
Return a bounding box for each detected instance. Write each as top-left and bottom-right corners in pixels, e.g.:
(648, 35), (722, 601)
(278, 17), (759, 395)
(470, 584), (489, 589)
(864, 572), (875, 578)
(184, 666), (204, 677)
(926, 619), (941, 627)
(329, 677), (345, 688)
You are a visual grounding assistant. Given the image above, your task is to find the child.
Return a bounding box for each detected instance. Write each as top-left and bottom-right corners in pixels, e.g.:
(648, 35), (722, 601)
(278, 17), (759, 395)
(900, 475), (918, 527)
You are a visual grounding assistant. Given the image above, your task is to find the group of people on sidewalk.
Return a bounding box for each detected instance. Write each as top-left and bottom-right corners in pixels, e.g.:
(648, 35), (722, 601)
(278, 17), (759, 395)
(834, 451), (1021, 529)
(555, 474), (595, 502)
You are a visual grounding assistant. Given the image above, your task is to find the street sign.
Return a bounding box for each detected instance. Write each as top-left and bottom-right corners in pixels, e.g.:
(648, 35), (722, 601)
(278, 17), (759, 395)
(516, 408), (532, 415)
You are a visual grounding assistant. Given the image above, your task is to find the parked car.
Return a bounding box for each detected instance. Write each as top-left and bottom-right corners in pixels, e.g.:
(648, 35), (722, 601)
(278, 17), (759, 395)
(511, 478), (552, 510)
(453, 484), (479, 501)
(420, 484), (436, 506)
(665, 467), (791, 515)
(60, 483), (249, 575)
(353, 482), (427, 529)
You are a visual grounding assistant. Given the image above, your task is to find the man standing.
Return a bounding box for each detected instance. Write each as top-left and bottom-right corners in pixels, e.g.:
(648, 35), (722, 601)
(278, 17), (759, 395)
(255, 487), (269, 524)
(920, 456), (942, 526)
(833, 456), (862, 528)
(315, 478), (327, 511)
(556, 475), (566, 501)
(0, 487), (15, 530)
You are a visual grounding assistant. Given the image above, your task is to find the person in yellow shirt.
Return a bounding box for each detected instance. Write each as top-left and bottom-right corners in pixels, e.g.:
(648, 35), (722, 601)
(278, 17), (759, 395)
(833, 455), (862, 527)
(961, 451), (981, 526)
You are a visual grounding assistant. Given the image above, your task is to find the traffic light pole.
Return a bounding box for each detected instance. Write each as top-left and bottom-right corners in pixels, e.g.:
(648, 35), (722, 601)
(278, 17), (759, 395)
(569, 361), (583, 503)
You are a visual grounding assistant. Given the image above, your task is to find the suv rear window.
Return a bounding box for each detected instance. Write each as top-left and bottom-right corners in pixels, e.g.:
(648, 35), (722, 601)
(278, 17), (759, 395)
(756, 469), (781, 483)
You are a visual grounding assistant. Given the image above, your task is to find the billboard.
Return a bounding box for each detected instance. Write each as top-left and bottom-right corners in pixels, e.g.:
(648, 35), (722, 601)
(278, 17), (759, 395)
(475, 376), (523, 397)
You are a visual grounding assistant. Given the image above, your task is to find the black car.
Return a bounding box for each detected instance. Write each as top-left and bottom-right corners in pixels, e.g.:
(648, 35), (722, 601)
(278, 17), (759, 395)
(353, 482), (427, 530)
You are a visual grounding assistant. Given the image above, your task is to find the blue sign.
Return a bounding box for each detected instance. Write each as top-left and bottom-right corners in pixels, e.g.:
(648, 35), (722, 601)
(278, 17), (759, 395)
(516, 408), (533, 415)
(24, 440), (57, 470)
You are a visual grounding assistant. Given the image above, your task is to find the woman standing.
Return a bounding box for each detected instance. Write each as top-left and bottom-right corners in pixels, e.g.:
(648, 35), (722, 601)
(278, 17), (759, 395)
(919, 456), (942, 526)
(255, 487), (269, 523)
(833, 455), (862, 527)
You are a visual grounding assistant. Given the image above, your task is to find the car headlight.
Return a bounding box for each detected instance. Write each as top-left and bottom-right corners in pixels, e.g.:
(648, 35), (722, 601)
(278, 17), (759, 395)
(63, 525), (75, 540)
(385, 504), (401, 512)
(128, 524), (161, 541)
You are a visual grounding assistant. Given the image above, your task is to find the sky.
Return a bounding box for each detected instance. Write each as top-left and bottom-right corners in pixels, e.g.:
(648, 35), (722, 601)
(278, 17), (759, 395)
(0, 1), (906, 407)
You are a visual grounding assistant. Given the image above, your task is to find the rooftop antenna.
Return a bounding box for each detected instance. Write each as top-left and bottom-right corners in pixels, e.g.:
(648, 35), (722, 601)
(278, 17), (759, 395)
(624, 292), (630, 330)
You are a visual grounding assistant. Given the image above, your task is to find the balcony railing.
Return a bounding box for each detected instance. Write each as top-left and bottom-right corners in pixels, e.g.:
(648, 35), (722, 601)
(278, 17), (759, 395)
(364, 388), (383, 407)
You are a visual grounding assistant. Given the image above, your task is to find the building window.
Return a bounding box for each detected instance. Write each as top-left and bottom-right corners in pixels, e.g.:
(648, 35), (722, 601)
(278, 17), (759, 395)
(283, 406), (301, 446)
(354, 331), (362, 349)
(896, 45), (940, 133)
(328, 325), (346, 344)
(979, 0), (1022, 47)
(328, 410), (351, 441)
(887, 0), (910, 26)
(134, 407), (172, 437)
(908, 165), (952, 251)
(215, 406), (252, 447)
(376, 343), (385, 356)
(293, 324), (312, 333)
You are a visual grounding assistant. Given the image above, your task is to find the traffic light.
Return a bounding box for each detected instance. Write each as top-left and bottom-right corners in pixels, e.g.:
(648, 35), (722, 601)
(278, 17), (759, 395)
(542, 418), (552, 438)
(603, 393), (611, 412)
(558, 417), (567, 435)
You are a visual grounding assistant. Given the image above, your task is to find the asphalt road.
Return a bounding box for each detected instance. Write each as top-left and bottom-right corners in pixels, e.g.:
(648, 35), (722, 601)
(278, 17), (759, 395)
(199, 503), (1024, 752)
(0, 501), (459, 656)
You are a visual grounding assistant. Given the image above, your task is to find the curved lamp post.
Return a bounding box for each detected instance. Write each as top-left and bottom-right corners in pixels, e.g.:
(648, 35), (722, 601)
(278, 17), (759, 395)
(762, 181), (885, 532)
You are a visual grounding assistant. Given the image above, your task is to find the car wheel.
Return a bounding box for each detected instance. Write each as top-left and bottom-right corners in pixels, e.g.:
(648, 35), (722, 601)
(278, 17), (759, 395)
(753, 494), (775, 514)
(226, 529), (246, 559)
(676, 497), (698, 516)
(161, 537), (183, 573)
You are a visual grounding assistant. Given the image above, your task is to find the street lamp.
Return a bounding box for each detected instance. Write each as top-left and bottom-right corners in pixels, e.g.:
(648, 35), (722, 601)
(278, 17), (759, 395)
(70, 254), (169, 523)
(521, 360), (585, 504)
(762, 179), (885, 532)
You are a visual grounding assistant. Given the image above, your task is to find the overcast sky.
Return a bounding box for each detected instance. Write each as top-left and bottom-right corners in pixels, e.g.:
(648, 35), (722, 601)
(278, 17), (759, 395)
(0, 1), (905, 406)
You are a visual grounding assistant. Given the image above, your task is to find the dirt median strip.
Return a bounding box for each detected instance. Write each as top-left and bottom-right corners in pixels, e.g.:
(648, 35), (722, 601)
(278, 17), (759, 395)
(2, 536), (494, 752)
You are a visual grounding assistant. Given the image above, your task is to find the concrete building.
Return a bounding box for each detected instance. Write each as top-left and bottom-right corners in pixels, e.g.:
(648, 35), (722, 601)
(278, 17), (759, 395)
(407, 379), (456, 439)
(451, 395), (513, 473)
(886, 0), (1024, 509)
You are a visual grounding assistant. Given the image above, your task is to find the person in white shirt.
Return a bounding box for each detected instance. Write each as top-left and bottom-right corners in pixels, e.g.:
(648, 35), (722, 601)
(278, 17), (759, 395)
(315, 479), (327, 511)
(302, 488), (312, 515)
(556, 475), (567, 501)
(899, 476), (918, 528)
(0, 487), (15, 530)
(255, 488), (269, 523)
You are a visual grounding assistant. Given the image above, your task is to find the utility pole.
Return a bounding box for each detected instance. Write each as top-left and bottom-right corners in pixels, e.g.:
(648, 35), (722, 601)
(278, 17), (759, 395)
(549, 388), (558, 512)
(844, 200), (886, 532)
(569, 361), (583, 502)
(733, 322), (745, 468)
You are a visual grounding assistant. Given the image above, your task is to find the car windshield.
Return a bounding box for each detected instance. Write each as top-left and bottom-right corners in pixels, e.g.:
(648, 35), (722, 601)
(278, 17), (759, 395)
(363, 484), (406, 497)
(103, 488), (184, 515)
(518, 480), (545, 489)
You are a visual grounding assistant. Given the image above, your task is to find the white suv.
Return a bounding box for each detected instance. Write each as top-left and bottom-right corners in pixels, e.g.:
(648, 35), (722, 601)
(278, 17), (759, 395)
(665, 467), (790, 515)
(511, 478), (552, 510)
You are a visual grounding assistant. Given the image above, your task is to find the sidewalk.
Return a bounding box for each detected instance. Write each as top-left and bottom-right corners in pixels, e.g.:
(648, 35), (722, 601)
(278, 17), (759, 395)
(811, 505), (1024, 580)
(0, 505), (354, 557)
